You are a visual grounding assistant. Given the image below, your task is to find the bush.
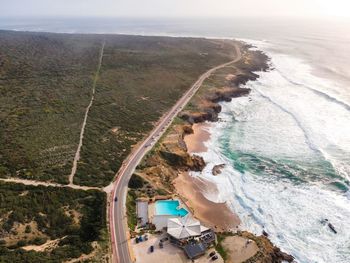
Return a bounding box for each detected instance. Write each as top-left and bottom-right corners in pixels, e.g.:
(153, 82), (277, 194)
(128, 174), (145, 189)
(17, 240), (27, 247)
(32, 237), (47, 246)
(0, 182), (106, 262)
(25, 225), (32, 233)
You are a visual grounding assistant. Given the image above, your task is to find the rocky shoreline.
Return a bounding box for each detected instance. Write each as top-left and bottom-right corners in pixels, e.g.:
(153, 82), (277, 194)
(134, 41), (294, 262)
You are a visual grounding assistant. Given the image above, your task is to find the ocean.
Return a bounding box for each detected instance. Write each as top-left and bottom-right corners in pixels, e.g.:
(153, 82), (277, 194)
(1, 17), (349, 262)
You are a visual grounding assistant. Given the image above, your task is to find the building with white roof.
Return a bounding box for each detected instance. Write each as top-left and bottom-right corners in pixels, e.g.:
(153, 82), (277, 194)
(167, 215), (207, 240)
(166, 215), (216, 260)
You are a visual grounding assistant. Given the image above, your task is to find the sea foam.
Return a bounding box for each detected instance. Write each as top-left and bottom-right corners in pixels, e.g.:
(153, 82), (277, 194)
(190, 40), (350, 263)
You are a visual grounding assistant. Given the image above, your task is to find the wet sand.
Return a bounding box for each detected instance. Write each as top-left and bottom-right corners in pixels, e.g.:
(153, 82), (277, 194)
(174, 172), (240, 232)
(184, 123), (211, 153)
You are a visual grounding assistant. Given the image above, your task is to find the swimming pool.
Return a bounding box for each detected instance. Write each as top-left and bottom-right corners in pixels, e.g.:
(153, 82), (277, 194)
(155, 200), (188, 217)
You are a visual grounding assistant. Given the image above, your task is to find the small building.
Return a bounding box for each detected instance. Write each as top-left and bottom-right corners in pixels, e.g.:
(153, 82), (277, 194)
(183, 242), (207, 260)
(167, 216), (202, 240)
(166, 215), (216, 259)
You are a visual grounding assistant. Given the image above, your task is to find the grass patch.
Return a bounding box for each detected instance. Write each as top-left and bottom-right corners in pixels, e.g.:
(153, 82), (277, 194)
(126, 189), (138, 231)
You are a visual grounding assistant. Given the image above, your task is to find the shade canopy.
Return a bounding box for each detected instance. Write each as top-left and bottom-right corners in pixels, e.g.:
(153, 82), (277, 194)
(167, 215), (201, 240)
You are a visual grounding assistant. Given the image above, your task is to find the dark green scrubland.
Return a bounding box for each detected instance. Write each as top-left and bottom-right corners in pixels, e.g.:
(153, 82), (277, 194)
(0, 30), (237, 186)
(0, 181), (108, 262)
(0, 30), (238, 261)
(74, 36), (238, 186)
(0, 31), (101, 184)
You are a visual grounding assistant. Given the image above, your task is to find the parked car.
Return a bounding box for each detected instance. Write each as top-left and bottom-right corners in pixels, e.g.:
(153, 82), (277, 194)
(209, 251), (216, 257)
(160, 237), (169, 242)
(150, 246), (154, 253)
(211, 255), (218, 261)
(144, 235), (148, 241)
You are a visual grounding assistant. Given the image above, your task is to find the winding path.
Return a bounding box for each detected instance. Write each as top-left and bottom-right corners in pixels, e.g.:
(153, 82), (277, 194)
(68, 41), (105, 185)
(0, 177), (100, 191)
(110, 43), (242, 263)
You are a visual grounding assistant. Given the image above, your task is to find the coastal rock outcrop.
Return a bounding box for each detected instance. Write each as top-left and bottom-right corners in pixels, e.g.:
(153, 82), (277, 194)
(182, 125), (194, 135)
(136, 124), (206, 192)
(235, 231), (294, 263)
(212, 164), (225, 175)
(180, 86), (252, 124)
(159, 149), (205, 171)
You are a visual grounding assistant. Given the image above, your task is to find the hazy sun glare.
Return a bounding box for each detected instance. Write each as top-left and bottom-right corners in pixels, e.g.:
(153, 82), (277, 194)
(1, 0), (350, 18)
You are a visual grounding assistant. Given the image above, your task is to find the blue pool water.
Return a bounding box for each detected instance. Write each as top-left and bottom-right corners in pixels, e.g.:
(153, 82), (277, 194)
(155, 200), (188, 217)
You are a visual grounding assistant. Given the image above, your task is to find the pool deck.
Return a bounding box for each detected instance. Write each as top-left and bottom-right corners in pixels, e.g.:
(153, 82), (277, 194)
(137, 201), (149, 226)
(148, 202), (155, 220)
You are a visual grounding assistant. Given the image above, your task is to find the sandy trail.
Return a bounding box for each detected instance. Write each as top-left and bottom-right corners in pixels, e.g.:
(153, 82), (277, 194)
(68, 41), (105, 185)
(0, 177), (100, 191)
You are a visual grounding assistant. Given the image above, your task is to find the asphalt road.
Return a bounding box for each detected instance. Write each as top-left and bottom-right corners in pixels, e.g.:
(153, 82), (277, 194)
(110, 44), (241, 263)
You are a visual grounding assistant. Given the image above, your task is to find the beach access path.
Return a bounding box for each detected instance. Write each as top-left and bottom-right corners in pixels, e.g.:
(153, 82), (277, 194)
(109, 43), (242, 263)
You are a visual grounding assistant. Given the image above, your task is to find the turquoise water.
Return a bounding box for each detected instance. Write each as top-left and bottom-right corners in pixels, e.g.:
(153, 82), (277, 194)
(197, 44), (350, 261)
(155, 200), (188, 217)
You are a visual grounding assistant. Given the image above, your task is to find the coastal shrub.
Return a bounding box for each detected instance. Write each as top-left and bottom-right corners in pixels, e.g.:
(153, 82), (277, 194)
(128, 174), (146, 189)
(126, 190), (137, 230)
(0, 181), (107, 262)
(25, 225), (31, 233)
(32, 237), (47, 246)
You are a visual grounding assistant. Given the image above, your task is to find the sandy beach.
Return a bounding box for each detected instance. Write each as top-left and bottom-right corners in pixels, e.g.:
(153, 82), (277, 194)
(178, 122), (241, 231)
(174, 172), (240, 232)
(184, 123), (211, 153)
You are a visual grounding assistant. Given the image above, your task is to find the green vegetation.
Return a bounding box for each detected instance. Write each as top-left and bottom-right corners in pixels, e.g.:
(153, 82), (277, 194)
(0, 30), (101, 184)
(0, 30), (239, 188)
(74, 36), (238, 187)
(128, 173), (146, 189)
(215, 232), (234, 261)
(126, 173), (169, 231)
(126, 189), (137, 231)
(0, 182), (107, 262)
(0, 30), (241, 260)
(0, 30), (237, 187)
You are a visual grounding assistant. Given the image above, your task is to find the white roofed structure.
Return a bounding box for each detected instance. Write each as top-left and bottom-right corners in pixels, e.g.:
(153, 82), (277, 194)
(167, 215), (202, 240)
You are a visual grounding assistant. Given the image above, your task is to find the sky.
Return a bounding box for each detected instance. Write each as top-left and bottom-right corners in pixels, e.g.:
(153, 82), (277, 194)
(1, 0), (350, 19)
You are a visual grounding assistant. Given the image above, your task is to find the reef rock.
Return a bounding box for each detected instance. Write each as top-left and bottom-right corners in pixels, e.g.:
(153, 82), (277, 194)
(212, 164), (225, 175)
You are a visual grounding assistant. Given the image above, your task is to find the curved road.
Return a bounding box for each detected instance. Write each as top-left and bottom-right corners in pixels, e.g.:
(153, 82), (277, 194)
(110, 44), (241, 263)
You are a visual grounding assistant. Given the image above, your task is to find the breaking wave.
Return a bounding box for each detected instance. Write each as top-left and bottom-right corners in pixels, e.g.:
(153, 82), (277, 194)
(191, 39), (350, 263)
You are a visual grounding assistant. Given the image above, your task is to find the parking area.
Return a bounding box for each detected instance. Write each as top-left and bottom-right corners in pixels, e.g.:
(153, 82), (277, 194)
(131, 233), (223, 263)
